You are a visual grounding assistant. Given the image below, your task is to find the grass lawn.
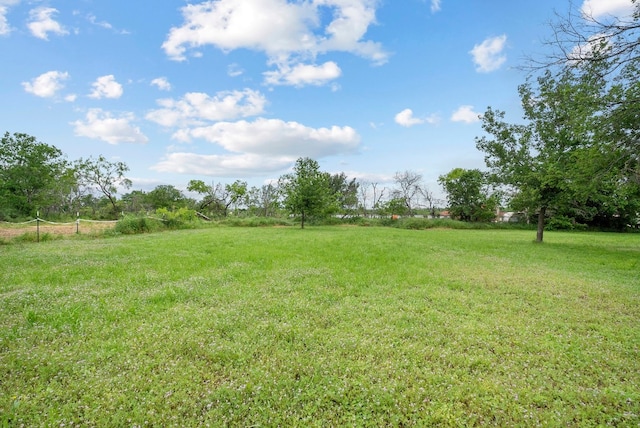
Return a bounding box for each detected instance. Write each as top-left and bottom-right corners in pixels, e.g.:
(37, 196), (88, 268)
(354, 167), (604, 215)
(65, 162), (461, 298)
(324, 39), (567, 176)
(1, 227), (639, 426)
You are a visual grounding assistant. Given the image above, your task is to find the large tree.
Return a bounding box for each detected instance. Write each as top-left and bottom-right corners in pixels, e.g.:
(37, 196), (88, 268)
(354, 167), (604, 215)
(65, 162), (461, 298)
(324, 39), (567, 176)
(146, 185), (188, 210)
(0, 132), (68, 218)
(476, 69), (603, 242)
(279, 157), (335, 228)
(75, 155), (132, 215)
(504, 0), (640, 235)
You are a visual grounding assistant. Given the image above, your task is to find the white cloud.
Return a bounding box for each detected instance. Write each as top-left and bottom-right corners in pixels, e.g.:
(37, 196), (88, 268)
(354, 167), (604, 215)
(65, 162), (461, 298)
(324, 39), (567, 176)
(151, 77), (172, 91)
(395, 109), (423, 127)
(27, 7), (68, 40)
(89, 75), (123, 99)
(470, 35), (507, 73)
(146, 89), (267, 127)
(451, 105), (480, 124)
(151, 117), (361, 176)
(71, 109), (149, 144)
(151, 152), (293, 177)
(227, 63), (244, 77)
(568, 33), (610, 63)
(22, 70), (69, 97)
(394, 108), (439, 127)
(581, 0), (635, 19)
(431, 0), (441, 13)
(0, 1), (20, 35)
(263, 61), (342, 86)
(86, 13), (129, 35)
(180, 118), (360, 158)
(162, 0), (387, 86)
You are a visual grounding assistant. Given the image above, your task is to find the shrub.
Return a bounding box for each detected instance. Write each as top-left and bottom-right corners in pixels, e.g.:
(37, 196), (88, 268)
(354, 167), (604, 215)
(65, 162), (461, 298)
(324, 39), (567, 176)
(115, 216), (163, 234)
(547, 215), (587, 231)
(154, 208), (199, 230)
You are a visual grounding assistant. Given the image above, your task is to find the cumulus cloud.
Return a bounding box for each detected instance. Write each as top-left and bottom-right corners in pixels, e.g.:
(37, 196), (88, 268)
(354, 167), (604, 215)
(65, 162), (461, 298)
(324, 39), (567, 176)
(27, 7), (68, 40)
(568, 32), (611, 63)
(470, 35), (507, 72)
(431, 0), (442, 13)
(581, 0), (635, 19)
(152, 117), (361, 176)
(22, 70), (69, 97)
(451, 105), (480, 124)
(151, 77), (172, 91)
(0, 0), (21, 35)
(71, 109), (149, 144)
(161, 0), (387, 86)
(151, 152), (293, 177)
(89, 75), (123, 99)
(394, 108), (439, 127)
(179, 118), (360, 158)
(263, 61), (341, 86)
(146, 89), (267, 127)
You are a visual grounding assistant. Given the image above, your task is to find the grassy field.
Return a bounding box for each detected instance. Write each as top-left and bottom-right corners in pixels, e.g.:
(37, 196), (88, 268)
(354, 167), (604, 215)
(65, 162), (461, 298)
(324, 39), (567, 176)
(0, 226), (638, 426)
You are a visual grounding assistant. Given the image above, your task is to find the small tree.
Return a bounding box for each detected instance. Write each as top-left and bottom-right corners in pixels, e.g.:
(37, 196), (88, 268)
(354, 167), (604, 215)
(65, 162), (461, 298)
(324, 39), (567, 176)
(438, 168), (499, 222)
(329, 173), (359, 217)
(392, 170), (426, 216)
(247, 183), (280, 217)
(279, 157), (335, 228)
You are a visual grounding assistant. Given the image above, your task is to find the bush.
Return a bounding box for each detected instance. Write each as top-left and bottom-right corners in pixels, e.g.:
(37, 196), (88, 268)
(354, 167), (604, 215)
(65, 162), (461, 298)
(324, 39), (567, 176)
(547, 215), (587, 231)
(154, 208), (199, 230)
(115, 216), (163, 234)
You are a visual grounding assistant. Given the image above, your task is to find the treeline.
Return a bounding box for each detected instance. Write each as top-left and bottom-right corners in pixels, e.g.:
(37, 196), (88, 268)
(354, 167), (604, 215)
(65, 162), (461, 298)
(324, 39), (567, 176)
(1, 130), (638, 233)
(0, 134), (440, 224)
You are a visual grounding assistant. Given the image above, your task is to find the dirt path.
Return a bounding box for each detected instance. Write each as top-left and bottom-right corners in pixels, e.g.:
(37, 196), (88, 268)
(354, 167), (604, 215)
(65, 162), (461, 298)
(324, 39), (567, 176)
(0, 221), (116, 239)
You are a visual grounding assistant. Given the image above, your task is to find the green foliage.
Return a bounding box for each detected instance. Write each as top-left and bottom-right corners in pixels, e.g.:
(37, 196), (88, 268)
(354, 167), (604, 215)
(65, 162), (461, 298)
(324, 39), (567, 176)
(438, 168), (499, 222)
(0, 228), (638, 425)
(279, 157), (337, 228)
(0, 132), (68, 218)
(378, 197), (410, 217)
(476, 70), (609, 241)
(75, 155), (131, 215)
(11, 232), (59, 243)
(114, 216), (163, 234)
(146, 185), (188, 210)
(155, 207), (197, 229)
(246, 183), (281, 217)
(329, 172), (359, 215)
(547, 215), (588, 231)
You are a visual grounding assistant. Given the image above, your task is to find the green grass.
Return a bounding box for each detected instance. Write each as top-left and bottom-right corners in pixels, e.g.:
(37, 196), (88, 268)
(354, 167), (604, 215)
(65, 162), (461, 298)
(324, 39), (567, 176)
(1, 227), (638, 426)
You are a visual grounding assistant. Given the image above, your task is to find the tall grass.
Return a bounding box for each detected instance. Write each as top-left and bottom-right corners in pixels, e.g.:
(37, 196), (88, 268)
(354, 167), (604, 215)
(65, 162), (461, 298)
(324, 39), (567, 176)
(0, 227), (638, 426)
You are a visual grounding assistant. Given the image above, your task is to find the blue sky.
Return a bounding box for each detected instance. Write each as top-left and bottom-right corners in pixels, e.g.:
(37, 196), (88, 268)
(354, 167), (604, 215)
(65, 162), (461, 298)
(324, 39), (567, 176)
(0, 0), (635, 201)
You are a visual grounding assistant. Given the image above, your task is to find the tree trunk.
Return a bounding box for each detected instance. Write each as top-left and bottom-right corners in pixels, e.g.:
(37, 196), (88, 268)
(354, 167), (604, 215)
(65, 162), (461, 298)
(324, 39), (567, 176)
(536, 206), (546, 243)
(301, 211), (305, 229)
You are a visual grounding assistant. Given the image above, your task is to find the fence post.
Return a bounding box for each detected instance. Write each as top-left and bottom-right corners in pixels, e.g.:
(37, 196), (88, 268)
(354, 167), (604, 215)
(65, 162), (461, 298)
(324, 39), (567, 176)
(36, 210), (40, 243)
(76, 212), (80, 234)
